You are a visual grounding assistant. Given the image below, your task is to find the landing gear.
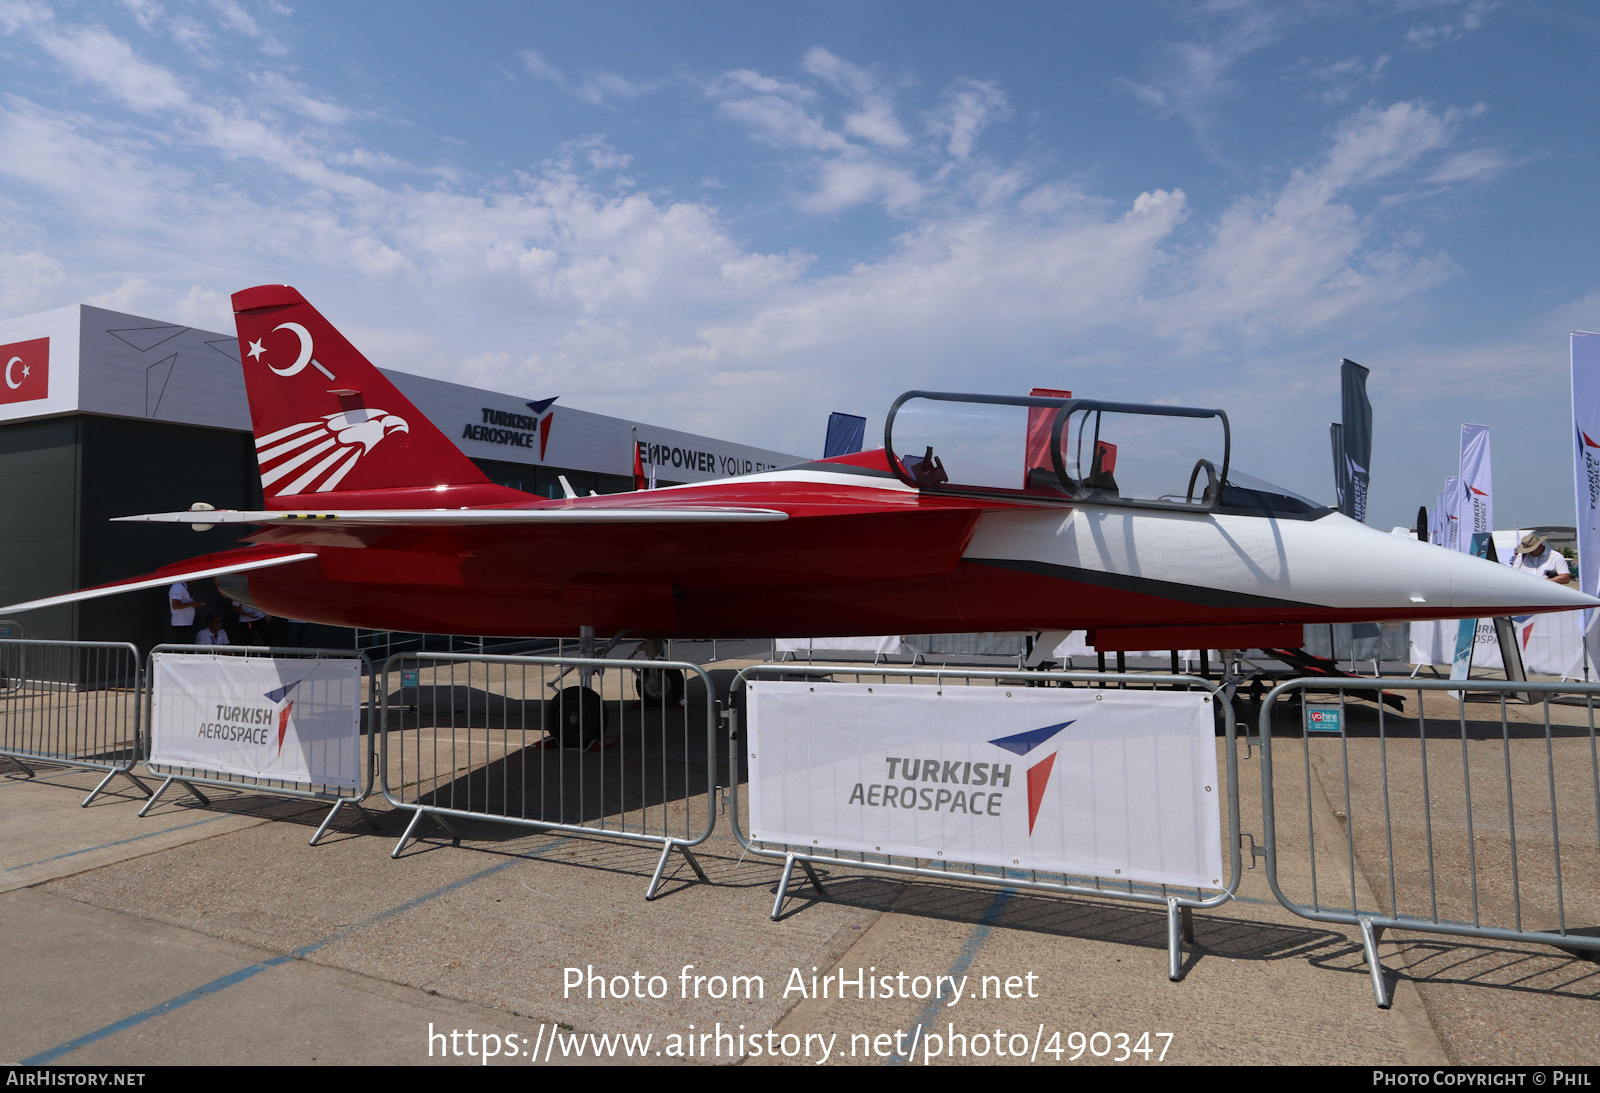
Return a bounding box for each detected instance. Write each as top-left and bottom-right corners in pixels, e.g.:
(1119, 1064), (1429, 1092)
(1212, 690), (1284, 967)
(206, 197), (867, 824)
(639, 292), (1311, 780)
(543, 685), (605, 749)
(635, 666), (684, 705)
(631, 637), (684, 705)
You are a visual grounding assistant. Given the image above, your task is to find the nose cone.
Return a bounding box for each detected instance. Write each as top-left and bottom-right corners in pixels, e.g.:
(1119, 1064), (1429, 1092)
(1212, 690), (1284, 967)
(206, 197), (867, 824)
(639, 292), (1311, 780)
(1445, 549), (1599, 615)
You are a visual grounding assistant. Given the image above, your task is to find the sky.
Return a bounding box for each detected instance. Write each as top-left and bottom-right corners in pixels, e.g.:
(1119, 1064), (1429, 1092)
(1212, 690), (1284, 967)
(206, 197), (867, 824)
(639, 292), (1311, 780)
(0, 0), (1596, 530)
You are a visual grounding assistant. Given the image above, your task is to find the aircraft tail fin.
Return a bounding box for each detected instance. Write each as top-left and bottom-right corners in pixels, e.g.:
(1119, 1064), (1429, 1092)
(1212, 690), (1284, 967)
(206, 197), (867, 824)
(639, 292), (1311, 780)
(232, 285), (516, 508)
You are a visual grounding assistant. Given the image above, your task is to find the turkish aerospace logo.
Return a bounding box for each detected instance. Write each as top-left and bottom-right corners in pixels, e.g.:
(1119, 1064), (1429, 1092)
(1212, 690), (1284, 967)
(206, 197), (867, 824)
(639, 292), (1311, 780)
(1580, 428), (1600, 518)
(988, 721), (1074, 834)
(264, 678), (306, 755)
(256, 408), (410, 495)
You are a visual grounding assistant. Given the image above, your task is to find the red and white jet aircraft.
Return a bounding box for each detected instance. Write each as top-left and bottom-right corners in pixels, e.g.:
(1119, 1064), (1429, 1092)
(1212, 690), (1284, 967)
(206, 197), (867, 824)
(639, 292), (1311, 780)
(3, 284), (1593, 652)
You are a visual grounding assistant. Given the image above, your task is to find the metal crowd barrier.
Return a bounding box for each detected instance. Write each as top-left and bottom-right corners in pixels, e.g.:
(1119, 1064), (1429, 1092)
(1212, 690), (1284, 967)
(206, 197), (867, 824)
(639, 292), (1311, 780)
(726, 663), (1244, 981)
(140, 645), (378, 845)
(378, 652), (719, 900)
(1258, 676), (1600, 1008)
(0, 638), (149, 806)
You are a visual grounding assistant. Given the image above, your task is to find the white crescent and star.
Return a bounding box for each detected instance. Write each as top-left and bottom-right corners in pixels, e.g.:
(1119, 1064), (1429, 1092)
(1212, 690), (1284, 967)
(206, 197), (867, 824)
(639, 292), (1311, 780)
(267, 323), (313, 377)
(4, 356), (28, 390)
(259, 323), (335, 380)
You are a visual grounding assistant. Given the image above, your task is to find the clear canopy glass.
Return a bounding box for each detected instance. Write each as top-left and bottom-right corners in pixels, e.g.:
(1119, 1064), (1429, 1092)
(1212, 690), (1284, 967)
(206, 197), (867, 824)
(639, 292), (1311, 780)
(885, 392), (1327, 515)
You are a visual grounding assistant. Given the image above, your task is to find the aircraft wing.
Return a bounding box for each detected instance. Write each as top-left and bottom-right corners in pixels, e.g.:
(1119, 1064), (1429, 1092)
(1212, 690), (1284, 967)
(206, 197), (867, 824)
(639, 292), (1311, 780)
(112, 506), (790, 526)
(0, 548), (319, 615)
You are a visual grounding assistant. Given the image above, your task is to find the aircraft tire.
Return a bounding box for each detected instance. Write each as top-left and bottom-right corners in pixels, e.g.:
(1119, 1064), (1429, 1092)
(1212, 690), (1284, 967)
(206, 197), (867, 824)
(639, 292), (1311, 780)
(544, 685), (604, 748)
(635, 666), (685, 705)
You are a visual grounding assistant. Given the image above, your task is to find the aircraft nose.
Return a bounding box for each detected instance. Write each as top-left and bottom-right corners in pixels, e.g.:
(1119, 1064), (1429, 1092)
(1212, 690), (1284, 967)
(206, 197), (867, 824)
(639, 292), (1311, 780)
(1445, 550), (1600, 614)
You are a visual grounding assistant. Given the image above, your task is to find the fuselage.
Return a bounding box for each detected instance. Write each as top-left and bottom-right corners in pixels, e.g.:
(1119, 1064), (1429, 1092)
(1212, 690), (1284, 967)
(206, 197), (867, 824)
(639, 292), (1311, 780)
(224, 453), (1594, 640)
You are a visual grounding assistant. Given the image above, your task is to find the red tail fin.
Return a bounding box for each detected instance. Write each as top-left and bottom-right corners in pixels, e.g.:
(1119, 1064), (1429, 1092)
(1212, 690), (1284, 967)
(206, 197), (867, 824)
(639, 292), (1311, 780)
(232, 286), (521, 509)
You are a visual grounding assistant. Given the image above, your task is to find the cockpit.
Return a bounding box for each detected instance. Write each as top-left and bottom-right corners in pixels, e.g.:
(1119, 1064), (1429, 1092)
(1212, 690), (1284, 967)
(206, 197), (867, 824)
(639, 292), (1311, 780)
(884, 391), (1331, 519)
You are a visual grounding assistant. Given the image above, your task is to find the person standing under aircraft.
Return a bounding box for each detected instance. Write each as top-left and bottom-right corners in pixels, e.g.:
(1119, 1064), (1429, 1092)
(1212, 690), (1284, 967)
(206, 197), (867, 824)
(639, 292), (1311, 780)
(230, 599), (270, 646)
(1508, 532), (1573, 584)
(168, 581), (202, 644)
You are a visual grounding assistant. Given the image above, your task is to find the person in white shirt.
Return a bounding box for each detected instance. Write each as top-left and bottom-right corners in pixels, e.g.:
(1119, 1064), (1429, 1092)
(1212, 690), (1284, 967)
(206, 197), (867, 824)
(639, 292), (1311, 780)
(195, 613), (230, 646)
(230, 599), (270, 647)
(1508, 532), (1572, 584)
(168, 581), (202, 644)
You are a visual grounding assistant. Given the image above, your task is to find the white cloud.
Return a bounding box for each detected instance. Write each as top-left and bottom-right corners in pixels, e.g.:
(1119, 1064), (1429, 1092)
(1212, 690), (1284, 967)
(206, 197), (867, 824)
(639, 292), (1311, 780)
(1308, 53), (1390, 104)
(0, 250), (66, 313)
(520, 49), (566, 85)
(932, 79), (1008, 160)
(0, 14), (1517, 468)
(518, 49), (655, 107)
(1402, 0), (1499, 50)
(249, 71), (353, 125)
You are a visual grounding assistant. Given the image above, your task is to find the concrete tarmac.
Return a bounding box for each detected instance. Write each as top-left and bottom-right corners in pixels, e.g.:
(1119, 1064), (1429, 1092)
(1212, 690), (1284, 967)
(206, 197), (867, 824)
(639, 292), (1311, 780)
(2, 670), (1597, 1067)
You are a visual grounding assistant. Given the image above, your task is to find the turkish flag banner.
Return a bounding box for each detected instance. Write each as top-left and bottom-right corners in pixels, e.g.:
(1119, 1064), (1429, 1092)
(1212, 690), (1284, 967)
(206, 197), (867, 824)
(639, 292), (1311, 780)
(0, 338), (49, 405)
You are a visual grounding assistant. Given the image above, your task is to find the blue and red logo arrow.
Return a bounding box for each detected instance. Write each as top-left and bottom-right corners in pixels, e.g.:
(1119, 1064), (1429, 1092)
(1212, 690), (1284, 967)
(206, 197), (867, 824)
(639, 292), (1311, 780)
(264, 678), (306, 755)
(988, 721), (1073, 834)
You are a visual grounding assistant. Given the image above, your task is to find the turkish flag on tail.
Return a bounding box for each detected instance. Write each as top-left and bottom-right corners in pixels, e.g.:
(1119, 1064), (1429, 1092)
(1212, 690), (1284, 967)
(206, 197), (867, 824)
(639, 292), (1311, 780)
(0, 338), (49, 405)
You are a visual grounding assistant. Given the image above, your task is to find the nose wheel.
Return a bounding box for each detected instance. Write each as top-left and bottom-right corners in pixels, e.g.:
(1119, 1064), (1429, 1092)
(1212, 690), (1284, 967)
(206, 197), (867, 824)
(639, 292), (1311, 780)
(543, 685), (604, 748)
(635, 666), (685, 705)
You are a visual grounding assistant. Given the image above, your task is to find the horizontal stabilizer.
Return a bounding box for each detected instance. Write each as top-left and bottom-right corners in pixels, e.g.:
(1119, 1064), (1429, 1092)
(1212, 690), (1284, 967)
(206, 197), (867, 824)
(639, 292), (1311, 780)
(112, 507), (789, 526)
(0, 551), (318, 615)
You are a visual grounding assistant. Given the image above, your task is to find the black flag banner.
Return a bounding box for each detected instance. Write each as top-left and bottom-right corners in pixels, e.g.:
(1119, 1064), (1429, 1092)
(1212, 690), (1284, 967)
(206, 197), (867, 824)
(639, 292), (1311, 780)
(1339, 358), (1372, 523)
(1330, 422), (1347, 513)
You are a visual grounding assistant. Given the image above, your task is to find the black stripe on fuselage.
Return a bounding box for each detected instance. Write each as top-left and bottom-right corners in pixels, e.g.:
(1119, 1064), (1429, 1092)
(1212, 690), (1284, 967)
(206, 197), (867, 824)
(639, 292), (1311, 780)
(967, 557), (1318, 610)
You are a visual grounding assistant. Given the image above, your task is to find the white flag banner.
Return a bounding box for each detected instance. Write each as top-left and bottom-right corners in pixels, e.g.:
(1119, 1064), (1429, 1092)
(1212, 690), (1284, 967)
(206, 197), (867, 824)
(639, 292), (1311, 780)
(745, 681), (1223, 890)
(1460, 424), (1493, 545)
(1573, 332), (1600, 636)
(1443, 475), (1470, 553)
(150, 653), (361, 788)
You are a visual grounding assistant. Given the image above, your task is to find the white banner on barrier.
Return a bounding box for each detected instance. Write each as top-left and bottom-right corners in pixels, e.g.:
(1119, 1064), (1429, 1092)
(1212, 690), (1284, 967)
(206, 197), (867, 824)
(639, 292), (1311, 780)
(746, 681), (1223, 890)
(150, 653), (361, 788)
(1408, 613), (1587, 678)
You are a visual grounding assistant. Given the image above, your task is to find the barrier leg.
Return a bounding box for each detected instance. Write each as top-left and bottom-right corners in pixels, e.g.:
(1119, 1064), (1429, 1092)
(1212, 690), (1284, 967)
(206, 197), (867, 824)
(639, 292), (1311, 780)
(645, 842), (711, 901)
(1166, 899), (1186, 982)
(81, 768), (152, 808)
(81, 770), (119, 807)
(4, 756), (35, 778)
(1359, 917), (1391, 1009)
(137, 775), (176, 817)
(798, 859), (826, 894)
(177, 780), (210, 807)
(432, 812), (460, 844)
(309, 800), (347, 846)
(391, 808), (425, 858)
(680, 845), (709, 884)
(391, 808), (460, 859)
(772, 854), (795, 920)
(350, 801), (379, 830)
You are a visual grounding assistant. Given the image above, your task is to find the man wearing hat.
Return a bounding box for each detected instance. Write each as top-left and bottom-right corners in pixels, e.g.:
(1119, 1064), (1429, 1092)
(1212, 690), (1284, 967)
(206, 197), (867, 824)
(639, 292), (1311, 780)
(1508, 532), (1573, 584)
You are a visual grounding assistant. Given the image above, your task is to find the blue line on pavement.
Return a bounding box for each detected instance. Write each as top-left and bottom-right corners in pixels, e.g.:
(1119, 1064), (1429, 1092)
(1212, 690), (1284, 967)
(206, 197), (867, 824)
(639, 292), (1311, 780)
(888, 886), (1016, 1066)
(21, 838), (569, 1064)
(4, 816), (228, 872)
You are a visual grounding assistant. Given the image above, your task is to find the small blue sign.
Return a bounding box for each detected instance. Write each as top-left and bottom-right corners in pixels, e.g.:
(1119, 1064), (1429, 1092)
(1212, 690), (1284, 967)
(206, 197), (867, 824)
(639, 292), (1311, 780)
(1306, 705), (1343, 733)
(401, 669), (419, 689)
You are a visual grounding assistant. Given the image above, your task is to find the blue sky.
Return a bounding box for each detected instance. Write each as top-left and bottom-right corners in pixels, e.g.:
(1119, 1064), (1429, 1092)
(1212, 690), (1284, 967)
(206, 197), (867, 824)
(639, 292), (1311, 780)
(0, 0), (1595, 529)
